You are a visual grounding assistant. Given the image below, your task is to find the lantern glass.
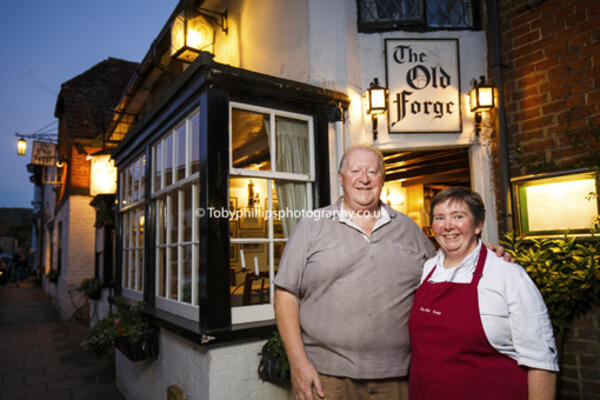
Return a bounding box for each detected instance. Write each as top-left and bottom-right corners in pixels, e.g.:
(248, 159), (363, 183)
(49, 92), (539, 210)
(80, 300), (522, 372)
(17, 138), (27, 156)
(369, 88), (387, 114)
(171, 11), (214, 62)
(469, 86), (495, 112)
(90, 154), (117, 196)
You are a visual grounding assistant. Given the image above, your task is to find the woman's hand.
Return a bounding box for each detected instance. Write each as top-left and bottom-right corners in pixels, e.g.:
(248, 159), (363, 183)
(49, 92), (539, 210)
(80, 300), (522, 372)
(484, 243), (515, 263)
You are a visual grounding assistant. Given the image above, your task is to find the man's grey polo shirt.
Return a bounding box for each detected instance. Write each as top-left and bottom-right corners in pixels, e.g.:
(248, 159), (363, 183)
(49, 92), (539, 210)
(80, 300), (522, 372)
(274, 201), (435, 379)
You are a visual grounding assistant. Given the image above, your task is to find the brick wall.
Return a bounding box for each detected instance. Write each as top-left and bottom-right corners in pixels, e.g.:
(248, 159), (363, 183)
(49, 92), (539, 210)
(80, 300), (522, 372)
(496, 0), (600, 177)
(493, 1), (600, 397)
(560, 304), (600, 399)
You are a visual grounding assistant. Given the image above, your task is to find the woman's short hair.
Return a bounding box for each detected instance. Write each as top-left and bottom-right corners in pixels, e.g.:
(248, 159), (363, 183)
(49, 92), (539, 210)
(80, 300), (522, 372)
(429, 187), (486, 227)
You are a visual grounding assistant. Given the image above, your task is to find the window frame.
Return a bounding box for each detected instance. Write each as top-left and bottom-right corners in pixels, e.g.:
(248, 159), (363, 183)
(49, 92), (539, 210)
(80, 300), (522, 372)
(228, 102), (316, 324)
(119, 153), (147, 301)
(356, 0), (481, 33)
(151, 109), (201, 321)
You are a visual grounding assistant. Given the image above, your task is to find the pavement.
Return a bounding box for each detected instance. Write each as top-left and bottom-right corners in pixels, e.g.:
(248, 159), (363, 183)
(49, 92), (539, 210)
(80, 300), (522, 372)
(0, 277), (125, 400)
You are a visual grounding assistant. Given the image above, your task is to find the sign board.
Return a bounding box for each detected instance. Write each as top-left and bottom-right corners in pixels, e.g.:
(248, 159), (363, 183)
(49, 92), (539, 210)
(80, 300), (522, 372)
(385, 38), (462, 133)
(31, 141), (57, 166)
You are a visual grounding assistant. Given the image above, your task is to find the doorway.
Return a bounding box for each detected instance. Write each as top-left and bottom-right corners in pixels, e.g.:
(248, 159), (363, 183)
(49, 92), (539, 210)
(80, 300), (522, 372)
(381, 147), (471, 238)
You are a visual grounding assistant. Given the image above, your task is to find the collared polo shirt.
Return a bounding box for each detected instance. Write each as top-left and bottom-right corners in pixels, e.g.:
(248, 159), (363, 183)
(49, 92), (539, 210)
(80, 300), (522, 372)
(274, 201), (435, 379)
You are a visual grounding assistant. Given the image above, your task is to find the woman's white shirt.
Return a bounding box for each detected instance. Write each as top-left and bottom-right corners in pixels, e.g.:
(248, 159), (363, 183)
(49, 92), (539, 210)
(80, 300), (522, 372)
(420, 241), (559, 372)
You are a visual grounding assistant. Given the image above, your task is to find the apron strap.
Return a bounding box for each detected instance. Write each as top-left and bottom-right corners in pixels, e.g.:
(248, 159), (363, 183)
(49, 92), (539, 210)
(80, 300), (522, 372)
(471, 244), (488, 285)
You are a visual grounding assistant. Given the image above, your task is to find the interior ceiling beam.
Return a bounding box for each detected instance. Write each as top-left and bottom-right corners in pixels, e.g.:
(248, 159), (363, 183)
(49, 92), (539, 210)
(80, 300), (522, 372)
(385, 157), (469, 181)
(400, 170), (470, 187)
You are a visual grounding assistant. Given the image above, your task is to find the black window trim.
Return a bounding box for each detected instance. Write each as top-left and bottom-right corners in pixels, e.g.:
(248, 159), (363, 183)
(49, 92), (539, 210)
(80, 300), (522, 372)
(112, 57), (349, 344)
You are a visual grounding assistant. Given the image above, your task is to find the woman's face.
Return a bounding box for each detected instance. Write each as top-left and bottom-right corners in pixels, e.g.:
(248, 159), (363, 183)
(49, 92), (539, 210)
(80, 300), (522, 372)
(432, 199), (483, 261)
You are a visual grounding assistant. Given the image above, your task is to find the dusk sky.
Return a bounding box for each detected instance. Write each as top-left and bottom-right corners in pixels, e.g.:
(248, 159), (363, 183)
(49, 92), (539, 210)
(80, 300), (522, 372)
(0, 0), (179, 208)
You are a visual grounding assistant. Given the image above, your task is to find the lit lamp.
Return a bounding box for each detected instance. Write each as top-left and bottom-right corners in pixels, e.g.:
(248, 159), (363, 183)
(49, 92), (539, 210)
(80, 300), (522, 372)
(17, 137), (27, 156)
(364, 78), (389, 141)
(170, 8), (228, 63)
(90, 153), (117, 196)
(468, 76), (496, 136)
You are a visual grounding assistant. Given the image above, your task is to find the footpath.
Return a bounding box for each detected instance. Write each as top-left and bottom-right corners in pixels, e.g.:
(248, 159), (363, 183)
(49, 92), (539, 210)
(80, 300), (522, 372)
(0, 278), (124, 400)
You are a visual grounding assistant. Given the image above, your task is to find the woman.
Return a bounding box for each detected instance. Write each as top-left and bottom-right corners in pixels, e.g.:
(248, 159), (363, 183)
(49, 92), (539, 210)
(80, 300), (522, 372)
(409, 188), (558, 400)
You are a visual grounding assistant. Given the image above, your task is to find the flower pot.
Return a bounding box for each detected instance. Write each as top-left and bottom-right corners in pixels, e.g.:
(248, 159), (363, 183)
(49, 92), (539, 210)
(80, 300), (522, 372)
(115, 329), (159, 362)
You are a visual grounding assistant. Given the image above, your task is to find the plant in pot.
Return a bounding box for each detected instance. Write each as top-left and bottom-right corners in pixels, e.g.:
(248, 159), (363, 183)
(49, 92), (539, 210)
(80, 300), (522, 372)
(82, 298), (159, 362)
(258, 331), (290, 386)
(77, 278), (102, 300)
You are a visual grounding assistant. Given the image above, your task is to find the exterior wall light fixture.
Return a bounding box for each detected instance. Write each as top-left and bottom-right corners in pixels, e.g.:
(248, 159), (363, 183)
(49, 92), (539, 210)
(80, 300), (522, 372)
(468, 76), (496, 136)
(17, 137), (27, 156)
(364, 77), (389, 141)
(14, 132), (57, 157)
(170, 7), (228, 63)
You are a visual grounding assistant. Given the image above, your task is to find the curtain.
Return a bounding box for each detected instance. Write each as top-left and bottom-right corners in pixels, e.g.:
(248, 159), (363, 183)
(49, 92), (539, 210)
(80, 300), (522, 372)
(272, 117), (309, 237)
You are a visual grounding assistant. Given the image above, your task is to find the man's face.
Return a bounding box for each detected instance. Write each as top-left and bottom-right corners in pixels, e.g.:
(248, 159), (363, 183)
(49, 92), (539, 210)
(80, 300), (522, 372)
(338, 148), (384, 211)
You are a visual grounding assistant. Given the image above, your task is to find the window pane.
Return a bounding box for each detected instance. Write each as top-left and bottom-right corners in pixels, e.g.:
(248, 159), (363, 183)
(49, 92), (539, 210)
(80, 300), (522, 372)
(126, 167), (132, 204)
(427, 0), (472, 27)
(140, 156), (146, 198)
(154, 142), (162, 192)
(360, 0), (424, 23)
(274, 180), (307, 237)
(182, 245), (192, 303)
(157, 197), (166, 245)
(231, 108), (271, 171)
(190, 113), (200, 175)
(229, 177), (267, 238)
(176, 123), (186, 181)
(230, 243), (270, 307)
(275, 116), (309, 175)
(136, 249), (143, 291)
(122, 249), (129, 288)
(157, 247), (166, 297)
(169, 192), (179, 244)
(183, 185), (192, 242)
(164, 133), (173, 186)
(170, 247), (178, 300)
(138, 210), (145, 247)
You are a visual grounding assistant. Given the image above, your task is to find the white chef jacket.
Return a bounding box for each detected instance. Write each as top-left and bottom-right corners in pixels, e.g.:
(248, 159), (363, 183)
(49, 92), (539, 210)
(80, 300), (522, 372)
(420, 241), (559, 372)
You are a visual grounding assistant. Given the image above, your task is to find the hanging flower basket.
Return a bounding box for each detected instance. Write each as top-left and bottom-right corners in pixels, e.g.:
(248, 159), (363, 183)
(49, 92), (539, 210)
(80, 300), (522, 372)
(115, 328), (159, 362)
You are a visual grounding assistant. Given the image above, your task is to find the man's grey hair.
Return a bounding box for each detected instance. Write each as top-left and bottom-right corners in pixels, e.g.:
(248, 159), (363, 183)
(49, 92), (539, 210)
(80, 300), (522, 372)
(338, 144), (385, 175)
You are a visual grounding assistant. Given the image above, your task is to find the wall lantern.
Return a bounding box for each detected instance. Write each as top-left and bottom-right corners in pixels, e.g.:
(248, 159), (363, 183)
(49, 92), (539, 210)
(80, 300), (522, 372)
(170, 7), (228, 63)
(468, 76), (496, 136)
(364, 78), (389, 141)
(90, 153), (118, 196)
(17, 137), (27, 156)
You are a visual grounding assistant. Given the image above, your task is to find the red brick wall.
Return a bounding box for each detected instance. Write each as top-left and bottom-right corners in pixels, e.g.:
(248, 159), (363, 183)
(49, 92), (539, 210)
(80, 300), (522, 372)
(496, 0), (600, 177)
(493, 1), (600, 398)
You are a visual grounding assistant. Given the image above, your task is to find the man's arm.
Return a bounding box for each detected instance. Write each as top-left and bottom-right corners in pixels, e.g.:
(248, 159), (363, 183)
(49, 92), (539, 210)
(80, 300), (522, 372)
(528, 369), (556, 400)
(274, 287), (324, 400)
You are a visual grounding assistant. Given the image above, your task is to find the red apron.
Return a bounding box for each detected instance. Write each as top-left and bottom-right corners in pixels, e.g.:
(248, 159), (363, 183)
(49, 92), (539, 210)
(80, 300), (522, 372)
(408, 245), (527, 400)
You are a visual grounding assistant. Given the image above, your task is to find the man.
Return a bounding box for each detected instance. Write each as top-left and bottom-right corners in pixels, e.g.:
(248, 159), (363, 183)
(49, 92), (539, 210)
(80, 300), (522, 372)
(274, 144), (434, 399)
(274, 144), (509, 399)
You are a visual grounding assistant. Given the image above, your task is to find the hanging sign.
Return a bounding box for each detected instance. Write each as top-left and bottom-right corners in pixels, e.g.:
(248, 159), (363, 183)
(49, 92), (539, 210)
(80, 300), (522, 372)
(385, 38), (462, 133)
(31, 141), (57, 166)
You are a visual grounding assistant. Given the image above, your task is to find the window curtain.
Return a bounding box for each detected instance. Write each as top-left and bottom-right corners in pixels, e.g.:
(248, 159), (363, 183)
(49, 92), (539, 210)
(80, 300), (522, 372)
(266, 117), (309, 237)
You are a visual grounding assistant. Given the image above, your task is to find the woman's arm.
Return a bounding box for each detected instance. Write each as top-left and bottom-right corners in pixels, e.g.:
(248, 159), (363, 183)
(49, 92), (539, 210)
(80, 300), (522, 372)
(528, 368), (556, 400)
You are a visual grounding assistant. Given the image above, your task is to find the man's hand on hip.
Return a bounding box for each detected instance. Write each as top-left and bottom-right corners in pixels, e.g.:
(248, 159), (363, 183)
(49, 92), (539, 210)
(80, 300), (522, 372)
(291, 360), (324, 400)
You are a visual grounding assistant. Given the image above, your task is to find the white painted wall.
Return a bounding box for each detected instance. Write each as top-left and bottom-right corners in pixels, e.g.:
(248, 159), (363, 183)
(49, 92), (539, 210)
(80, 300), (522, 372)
(116, 330), (291, 400)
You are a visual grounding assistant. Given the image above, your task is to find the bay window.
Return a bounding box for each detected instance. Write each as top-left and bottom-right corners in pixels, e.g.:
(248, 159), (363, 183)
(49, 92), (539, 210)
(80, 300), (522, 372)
(119, 154), (146, 299)
(152, 110), (200, 320)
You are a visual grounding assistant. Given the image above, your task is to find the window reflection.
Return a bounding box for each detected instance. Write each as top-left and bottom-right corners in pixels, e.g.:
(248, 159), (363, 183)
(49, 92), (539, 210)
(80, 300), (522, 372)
(231, 108), (271, 171)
